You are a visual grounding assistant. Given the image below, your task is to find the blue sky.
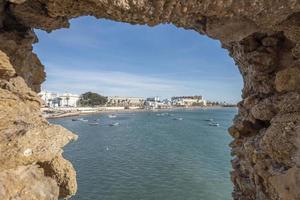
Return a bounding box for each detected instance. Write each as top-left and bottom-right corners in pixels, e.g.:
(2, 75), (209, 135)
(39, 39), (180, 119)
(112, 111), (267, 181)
(33, 17), (242, 103)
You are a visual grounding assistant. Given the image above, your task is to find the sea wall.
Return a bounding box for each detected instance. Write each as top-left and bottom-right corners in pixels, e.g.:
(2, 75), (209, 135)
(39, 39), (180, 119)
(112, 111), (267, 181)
(0, 0), (300, 199)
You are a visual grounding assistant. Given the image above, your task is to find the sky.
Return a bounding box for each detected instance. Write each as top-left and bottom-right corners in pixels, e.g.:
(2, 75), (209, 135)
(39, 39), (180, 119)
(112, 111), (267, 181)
(33, 16), (243, 103)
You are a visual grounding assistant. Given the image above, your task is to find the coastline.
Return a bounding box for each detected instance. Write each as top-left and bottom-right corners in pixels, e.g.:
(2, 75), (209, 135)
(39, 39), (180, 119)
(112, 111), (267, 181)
(44, 106), (236, 119)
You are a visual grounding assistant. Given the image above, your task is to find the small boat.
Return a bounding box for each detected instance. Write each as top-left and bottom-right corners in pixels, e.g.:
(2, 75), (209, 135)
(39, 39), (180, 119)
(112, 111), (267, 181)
(78, 118), (88, 122)
(209, 122), (220, 127)
(108, 114), (117, 118)
(205, 119), (214, 122)
(88, 122), (99, 126)
(173, 117), (183, 121)
(71, 118), (79, 121)
(109, 122), (120, 126)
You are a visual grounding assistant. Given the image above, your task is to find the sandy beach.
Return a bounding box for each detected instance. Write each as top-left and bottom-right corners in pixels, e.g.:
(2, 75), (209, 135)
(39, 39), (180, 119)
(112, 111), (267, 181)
(43, 106), (234, 119)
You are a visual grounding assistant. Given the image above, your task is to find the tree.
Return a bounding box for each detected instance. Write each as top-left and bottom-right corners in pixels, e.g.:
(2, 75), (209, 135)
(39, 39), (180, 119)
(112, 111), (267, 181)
(66, 96), (70, 107)
(57, 97), (62, 107)
(78, 92), (108, 107)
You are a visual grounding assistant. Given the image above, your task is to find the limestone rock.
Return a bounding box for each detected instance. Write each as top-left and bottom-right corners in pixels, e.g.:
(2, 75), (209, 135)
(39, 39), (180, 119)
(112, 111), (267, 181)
(0, 165), (59, 200)
(0, 30), (45, 92)
(39, 155), (77, 199)
(8, 0), (26, 4)
(275, 92), (300, 113)
(0, 123), (78, 171)
(275, 67), (300, 92)
(261, 36), (280, 47)
(0, 51), (15, 78)
(261, 113), (300, 167)
(251, 103), (276, 121)
(269, 166), (300, 200)
(228, 126), (240, 139)
(0, 53), (77, 199)
(292, 43), (300, 59)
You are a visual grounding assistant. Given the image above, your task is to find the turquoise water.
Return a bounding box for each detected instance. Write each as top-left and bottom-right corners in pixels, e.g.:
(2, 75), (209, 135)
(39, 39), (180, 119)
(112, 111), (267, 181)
(49, 108), (236, 200)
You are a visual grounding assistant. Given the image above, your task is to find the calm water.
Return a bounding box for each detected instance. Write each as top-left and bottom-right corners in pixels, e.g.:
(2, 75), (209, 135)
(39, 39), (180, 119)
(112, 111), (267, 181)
(49, 108), (236, 200)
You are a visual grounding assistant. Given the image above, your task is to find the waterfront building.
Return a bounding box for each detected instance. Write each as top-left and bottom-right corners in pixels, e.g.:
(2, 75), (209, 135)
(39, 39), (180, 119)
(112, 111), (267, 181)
(145, 97), (159, 109)
(58, 93), (80, 107)
(38, 91), (79, 108)
(38, 91), (59, 107)
(146, 97), (160, 102)
(145, 96), (171, 109)
(171, 95), (207, 107)
(162, 98), (172, 106)
(107, 96), (145, 107)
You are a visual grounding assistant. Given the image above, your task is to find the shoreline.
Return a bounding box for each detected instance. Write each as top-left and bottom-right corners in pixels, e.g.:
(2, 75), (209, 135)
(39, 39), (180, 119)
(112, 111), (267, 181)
(44, 106), (236, 119)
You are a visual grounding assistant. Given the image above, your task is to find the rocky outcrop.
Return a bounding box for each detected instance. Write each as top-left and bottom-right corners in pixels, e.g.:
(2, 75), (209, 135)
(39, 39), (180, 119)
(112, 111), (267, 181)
(0, 48), (77, 199)
(228, 32), (300, 200)
(0, 165), (59, 200)
(0, 0), (300, 199)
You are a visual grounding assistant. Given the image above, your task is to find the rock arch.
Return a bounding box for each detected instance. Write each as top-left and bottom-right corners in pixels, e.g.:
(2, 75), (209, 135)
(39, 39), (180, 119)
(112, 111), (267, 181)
(0, 0), (300, 199)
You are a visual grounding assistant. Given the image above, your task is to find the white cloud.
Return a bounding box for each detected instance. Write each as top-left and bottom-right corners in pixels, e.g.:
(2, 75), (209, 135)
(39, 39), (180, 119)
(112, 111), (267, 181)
(43, 64), (199, 98)
(42, 62), (242, 103)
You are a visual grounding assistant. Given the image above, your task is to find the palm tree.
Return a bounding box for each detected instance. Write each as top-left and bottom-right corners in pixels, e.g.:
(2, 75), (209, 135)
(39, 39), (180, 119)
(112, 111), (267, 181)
(47, 99), (51, 107)
(66, 96), (70, 107)
(57, 97), (62, 107)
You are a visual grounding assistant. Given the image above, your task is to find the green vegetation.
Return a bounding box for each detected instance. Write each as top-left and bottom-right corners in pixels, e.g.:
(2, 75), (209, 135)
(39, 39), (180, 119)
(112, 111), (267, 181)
(78, 92), (107, 107)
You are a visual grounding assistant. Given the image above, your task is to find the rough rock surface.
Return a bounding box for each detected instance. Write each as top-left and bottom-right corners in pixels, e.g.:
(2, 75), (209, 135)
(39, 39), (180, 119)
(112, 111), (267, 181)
(0, 48), (77, 199)
(0, 0), (300, 199)
(0, 165), (59, 200)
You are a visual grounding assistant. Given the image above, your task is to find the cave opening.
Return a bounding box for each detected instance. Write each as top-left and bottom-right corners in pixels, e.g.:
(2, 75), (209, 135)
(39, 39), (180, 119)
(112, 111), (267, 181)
(2, 1), (300, 200)
(34, 16), (242, 199)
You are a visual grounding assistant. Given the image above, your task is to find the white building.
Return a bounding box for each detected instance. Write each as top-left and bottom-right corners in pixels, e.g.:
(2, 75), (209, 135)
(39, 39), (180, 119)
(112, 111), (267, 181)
(145, 97), (170, 109)
(171, 96), (207, 107)
(146, 97), (160, 102)
(38, 91), (59, 107)
(58, 93), (80, 107)
(38, 91), (79, 108)
(107, 96), (145, 107)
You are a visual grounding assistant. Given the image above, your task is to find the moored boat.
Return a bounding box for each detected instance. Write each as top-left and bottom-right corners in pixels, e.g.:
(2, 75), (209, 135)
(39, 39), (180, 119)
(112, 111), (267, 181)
(88, 122), (99, 126)
(208, 122), (219, 127)
(109, 122), (120, 126)
(173, 117), (183, 121)
(78, 118), (88, 122)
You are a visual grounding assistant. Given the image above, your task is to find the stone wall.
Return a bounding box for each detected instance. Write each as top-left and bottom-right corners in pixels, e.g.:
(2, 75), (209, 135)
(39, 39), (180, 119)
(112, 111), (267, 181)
(0, 0), (299, 199)
(229, 32), (300, 199)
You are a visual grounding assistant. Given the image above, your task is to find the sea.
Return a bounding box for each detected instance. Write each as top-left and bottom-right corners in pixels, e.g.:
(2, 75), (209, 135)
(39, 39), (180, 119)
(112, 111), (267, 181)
(49, 107), (237, 200)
